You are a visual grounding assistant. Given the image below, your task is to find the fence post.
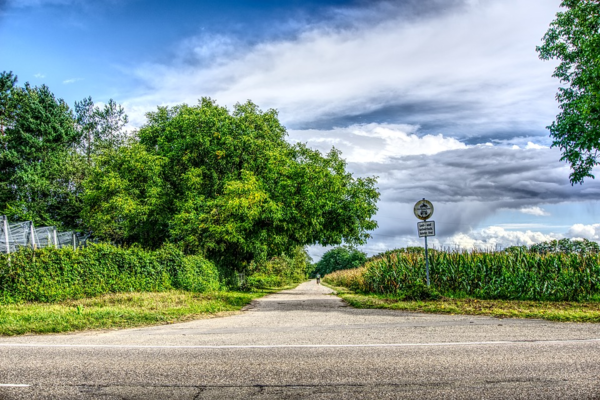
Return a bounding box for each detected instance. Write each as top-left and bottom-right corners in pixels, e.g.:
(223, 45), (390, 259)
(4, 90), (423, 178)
(29, 221), (36, 250)
(2, 215), (9, 255)
(72, 232), (77, 251)
(53, 228), (58, 248)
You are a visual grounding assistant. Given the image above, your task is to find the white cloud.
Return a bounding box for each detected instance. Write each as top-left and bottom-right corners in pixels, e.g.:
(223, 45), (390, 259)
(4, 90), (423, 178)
(34, 73), (45, 78)
(289, 123), (467, 163)
(519, 206), (550, 216)
(524, 141), (548, 150)
(122, 0), (560, 135)
(568, 224), (600, 241)
(62, 78), (82, 84)
(444, 226), (560, 250)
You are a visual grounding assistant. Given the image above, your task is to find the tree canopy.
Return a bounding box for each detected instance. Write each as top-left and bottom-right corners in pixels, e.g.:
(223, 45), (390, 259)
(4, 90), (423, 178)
(537, 0), (600, 184)
(0, 71), (84, 228)
(83, 99), (379, 270)
(0, 72), (131, 229)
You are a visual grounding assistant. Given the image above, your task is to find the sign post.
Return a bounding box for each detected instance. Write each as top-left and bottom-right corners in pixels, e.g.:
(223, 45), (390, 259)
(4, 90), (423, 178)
(414, 199), (435, 286)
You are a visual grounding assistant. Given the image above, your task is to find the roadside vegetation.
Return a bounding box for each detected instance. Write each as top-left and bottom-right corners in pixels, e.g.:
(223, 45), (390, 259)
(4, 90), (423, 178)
(0, 71), (379, 335)
(329, 286), (600, 323)
(323, 240), (600, 322)
(0, 244), (308, 335)
(0, 290), (273, 336)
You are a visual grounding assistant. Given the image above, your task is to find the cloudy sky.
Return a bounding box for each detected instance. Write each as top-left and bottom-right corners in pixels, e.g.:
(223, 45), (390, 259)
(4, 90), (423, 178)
(2, 0), (600, 259)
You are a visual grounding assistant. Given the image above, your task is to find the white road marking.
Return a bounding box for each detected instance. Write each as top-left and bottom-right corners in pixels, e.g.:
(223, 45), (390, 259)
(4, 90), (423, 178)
(0, 338), (599, 350)
(0, 384), (30, 387)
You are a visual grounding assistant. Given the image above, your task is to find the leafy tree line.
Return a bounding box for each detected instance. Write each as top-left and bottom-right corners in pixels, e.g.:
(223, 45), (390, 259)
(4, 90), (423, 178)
(0, 71), (380, 274)
(0, 71), (127, 229)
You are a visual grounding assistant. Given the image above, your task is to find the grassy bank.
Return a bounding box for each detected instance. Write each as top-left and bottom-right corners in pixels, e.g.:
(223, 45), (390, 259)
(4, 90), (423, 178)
(327, 284), (600, 323)
(0, 289), (280, 336)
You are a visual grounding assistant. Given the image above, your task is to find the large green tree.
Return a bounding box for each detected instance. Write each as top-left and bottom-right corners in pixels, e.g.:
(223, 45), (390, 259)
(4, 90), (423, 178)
(0, 72), (85, 228)
(537, 0), (600, 184)
(84, 99), (379, 270)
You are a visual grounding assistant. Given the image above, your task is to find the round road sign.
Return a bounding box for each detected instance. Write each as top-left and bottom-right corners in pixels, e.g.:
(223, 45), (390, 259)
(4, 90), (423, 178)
(414, 199), (434, 220)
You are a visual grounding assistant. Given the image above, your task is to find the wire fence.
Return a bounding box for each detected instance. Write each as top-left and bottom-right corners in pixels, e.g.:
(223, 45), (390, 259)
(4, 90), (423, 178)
(0, 215), (93, 254)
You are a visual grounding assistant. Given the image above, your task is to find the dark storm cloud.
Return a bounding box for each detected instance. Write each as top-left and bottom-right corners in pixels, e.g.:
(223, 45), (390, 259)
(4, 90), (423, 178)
(357, 146), (593, 204)
(341, 145), (599, 242)
(290, 99), (475, 131)
(291, 100), (552, 143)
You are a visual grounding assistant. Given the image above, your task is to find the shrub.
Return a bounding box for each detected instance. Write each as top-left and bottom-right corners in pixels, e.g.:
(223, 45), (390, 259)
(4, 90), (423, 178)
(0, 243), (219, 304)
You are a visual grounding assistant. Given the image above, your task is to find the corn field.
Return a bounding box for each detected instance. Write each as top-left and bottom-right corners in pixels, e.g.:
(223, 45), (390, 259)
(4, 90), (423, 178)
(325, 250), (600, 302)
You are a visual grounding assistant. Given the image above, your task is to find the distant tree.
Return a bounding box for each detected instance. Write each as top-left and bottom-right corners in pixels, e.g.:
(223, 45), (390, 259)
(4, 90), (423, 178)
(503, 245), (528, 254)
(75, 97), (128, 164)
(84, 99), (379, 270)
(530, 238), (599, 254)
(537, 0), (600, 184)
(313, 246), (367, 277)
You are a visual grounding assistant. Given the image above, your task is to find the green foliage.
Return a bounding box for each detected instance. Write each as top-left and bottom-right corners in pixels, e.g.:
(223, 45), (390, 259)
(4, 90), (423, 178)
(503, 245), (528, 254)
(314, 246), (367, 277)
(84, 99), (379, 270)
(0, 243), (219, 304)
(322, 266), (366, 292)
(529, 238), (599, 255)
(0, 73), (85, 228)
(395, 281), (441, 301)
(364, 247), (426, 263)
(75, 97), (128, 164)
(1, 71), (377, 275)
(335, 292), (600, 323)
(82, 143), (169, 247)
(537, 0), (600, 184)
(0, 290), (268, 336)
(356, 250), (600, 302)
(0, 72), (130, 230)
(246, 246), (312, 289)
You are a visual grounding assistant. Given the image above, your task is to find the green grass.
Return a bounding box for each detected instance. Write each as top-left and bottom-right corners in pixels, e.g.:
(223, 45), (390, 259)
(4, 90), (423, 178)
(325, 284), (600, 323)
(0, 289), (275, 336)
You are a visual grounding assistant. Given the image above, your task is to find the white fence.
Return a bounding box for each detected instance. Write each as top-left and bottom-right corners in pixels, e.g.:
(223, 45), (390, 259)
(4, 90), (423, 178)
(0, 215), (91, 254)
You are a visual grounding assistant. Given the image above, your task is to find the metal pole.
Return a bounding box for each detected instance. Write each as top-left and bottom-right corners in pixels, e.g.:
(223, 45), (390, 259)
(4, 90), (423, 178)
(72, 232), (77, 251)
(425, 235), (430, 286)
(29, 221), (36, 250)
(2, 216), (9, 255)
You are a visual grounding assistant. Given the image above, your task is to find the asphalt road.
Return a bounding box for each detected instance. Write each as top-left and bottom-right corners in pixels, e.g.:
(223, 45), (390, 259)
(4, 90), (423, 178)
(1, 281), (600, 399)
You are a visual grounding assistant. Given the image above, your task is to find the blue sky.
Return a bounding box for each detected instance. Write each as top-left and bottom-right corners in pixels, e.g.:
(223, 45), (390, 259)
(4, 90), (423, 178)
(2, 0), (600, 259)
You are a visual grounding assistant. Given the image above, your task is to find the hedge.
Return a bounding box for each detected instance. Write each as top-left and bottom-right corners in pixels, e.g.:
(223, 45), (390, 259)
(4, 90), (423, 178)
(0, 243), (219, 304)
